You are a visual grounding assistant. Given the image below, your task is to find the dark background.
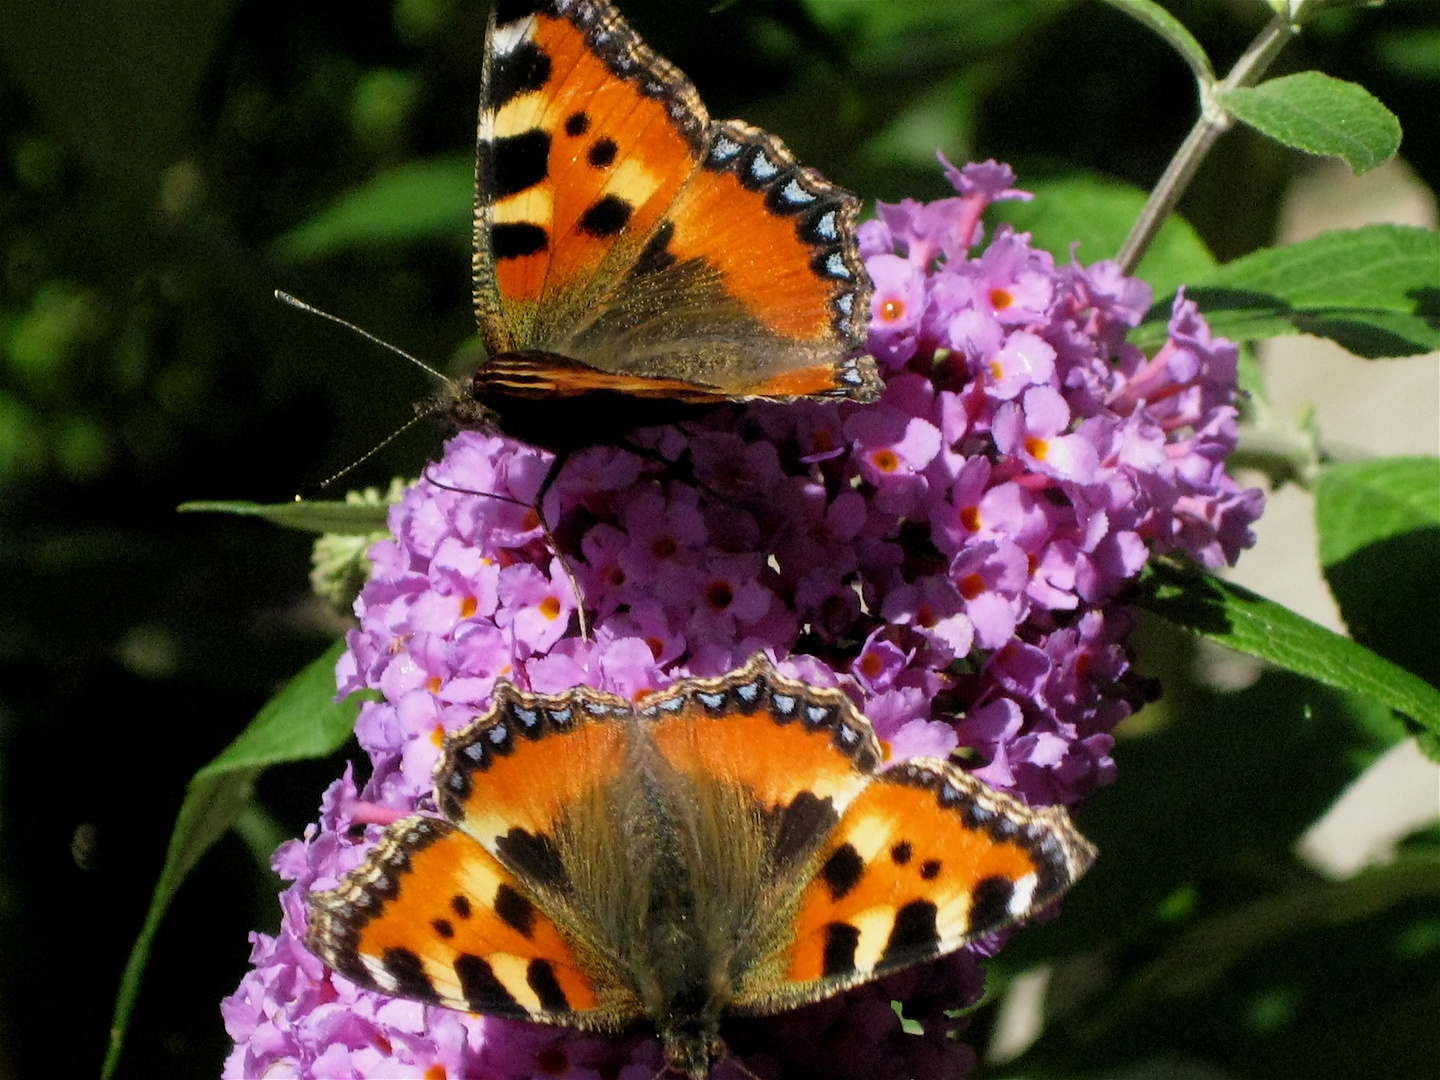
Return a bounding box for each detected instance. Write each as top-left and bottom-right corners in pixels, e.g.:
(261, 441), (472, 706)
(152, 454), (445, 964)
(0, 1), (1436, 1077)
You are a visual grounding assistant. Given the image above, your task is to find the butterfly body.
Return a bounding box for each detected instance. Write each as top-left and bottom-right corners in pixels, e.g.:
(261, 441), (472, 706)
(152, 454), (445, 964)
(452, 0), (881, 455)
(307, 656), (1096, 1078)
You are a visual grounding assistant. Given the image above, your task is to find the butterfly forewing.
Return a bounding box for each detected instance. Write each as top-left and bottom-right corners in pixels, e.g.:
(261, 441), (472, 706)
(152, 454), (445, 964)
(474, 0), (706, 354)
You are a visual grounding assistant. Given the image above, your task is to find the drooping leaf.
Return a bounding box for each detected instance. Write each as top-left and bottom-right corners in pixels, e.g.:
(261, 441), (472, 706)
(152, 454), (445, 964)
(102, 643), (363, 1078)
(1132, 559), (1440, 742)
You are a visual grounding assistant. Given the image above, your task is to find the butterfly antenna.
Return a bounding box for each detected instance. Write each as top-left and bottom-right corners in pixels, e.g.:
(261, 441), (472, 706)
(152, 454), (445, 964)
(274, 290), (459, 391)
(298, 412), (429, 499)
(420, 466), (591, 643)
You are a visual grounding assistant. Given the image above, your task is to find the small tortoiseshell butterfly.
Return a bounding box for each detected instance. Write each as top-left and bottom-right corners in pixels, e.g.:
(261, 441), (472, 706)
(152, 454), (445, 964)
(306, 656), (1096, 1078)
(439, 0), (882, 456)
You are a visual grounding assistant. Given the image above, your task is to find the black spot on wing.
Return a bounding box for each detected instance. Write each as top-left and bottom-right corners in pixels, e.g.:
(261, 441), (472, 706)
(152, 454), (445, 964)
(564, 111), (589, 136)
(383, 947), (440, 1003)
(920, 858), (942, 880)
(491, 39), (552, 108)
(821, 922), (860, 977)
(587, 137), (618, 168)
(578, 195), (633, 237)
(881, 899), (939, 964)
(491, 223), (548, 260)
(455, 953), (522, 1015)
(494, 883), (536, 938)
(495, 828), (568, 891)
(431, 917), (454, 939)
(487, 129), (551, 199)
(968, 875), (1015, 934)
(820, 842), (864, 901)
(890, 841), (912, 866)
(527, 959), (571, 1012)
(451, 894), (472, 919)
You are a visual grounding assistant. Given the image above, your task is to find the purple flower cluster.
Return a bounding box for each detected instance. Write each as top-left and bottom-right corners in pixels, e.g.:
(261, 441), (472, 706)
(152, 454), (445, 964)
(223, 156), (1263, 1078)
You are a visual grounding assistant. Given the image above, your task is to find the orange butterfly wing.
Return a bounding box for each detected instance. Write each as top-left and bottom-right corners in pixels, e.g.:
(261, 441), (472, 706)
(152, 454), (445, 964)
(307, 683), (645, 1029)
(734, 761), (1096, 1013)
(470, 0), (879, 418)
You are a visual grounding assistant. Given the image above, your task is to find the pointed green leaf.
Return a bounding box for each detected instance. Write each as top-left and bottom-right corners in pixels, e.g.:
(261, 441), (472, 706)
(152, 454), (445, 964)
(1217, 72), (1401, 174)
(273, 153), (473, 260)
(180, 498), (395, 535)
(1133, 225), (1440, 356)
(102, 642), (362, 1078)
(1132, 560), (1440, 740)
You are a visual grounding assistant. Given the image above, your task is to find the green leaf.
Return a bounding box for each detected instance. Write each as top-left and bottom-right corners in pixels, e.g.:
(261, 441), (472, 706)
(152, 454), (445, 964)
(102, 642), (362, 1079)
(273, 153), (472, 260)
(1133, 225), (1440, 356)
(1101, 0), (1213, 85)
(1315, 458), (1440, 689)
(1315, 457), (1440, 566)
(995, 175), (1215, 303)
(180, 498), (396, 535)
(1132, 560), (1440, 740)
(1217, 72), (1401, 175)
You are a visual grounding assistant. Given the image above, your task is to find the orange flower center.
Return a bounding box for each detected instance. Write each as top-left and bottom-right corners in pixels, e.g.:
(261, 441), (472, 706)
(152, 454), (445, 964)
(1024, 435), (1049, 460)
(871, 448), (900, 473)
(881, 298), (905, 321)
(959, 572), (986, 600)
(959, 505), (982, 532)
(859, 651), (885, 679)
(706, 581), (734, 610)
(425, 675), (442, 695)
(538, 595), (562, 621)
(990, 287), (1014, 310)
(459, 595), (478, 619)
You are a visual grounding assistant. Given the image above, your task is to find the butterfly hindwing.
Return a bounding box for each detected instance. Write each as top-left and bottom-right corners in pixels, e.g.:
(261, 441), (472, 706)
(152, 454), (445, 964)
(305, 816), (614, 1024)
(567, 120), (874, 400)
(734, 759), (1097, 1013)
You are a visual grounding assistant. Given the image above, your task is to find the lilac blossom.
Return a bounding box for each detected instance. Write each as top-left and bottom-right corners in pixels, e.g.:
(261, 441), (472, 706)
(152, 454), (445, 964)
(226, 155), (1263, 1077)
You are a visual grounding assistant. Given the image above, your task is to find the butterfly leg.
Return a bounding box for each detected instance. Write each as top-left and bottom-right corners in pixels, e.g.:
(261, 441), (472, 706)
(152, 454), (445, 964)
(531, 447), (591, 643)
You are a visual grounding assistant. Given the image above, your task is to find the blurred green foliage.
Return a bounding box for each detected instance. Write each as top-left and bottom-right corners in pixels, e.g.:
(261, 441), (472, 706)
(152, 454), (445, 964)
(0, 1), (1436, 1077)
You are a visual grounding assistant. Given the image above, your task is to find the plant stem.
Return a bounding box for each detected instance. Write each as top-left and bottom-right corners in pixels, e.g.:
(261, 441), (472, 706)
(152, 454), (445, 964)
(1116, 12), (1298, 275)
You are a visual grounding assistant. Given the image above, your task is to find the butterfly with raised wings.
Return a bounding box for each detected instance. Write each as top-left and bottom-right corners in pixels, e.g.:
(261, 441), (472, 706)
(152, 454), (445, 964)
(307, 656), (1096, 1079)
(436, 0), (881, 465)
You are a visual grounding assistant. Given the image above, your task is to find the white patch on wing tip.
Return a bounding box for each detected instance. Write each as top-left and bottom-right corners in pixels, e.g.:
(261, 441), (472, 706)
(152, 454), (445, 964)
(363, 953), (400, 993)
(1007, 872), (1039, 917)
(490, 19), (535, 57)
